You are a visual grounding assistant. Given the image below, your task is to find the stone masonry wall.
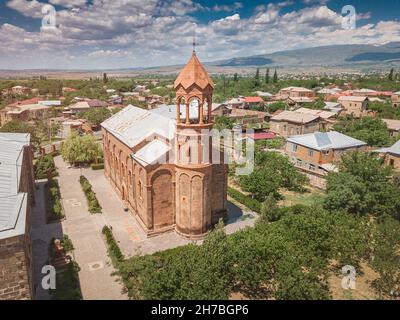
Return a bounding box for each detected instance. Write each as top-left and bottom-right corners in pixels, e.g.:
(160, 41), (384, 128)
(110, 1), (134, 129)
(0, 235), (32, 300)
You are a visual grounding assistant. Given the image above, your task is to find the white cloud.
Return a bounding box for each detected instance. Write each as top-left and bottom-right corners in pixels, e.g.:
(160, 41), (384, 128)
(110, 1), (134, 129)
(212, 2), (243, 13)
(1, 0), (400, 69)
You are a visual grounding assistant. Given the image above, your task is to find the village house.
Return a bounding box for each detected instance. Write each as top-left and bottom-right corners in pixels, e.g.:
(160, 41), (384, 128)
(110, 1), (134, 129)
(392, 91), (400, 108)
(243, 96), (264, 109)
(209, 103), (231, 118)
(226, 97), (245, 109)
(229, 108), (270, 128)
(323, 101), (343, 115)
(278, 86), (316, 99)
(382, 119), (400, 137)
(0, 133), (35, 300)
(295, 107), (337, 131)
(286, 131), (367, 188)
(269, 110), (320, 138)
(101, 51), (228, 239)
(63, 99), (108, 116)
(352, 88), (379, 97)
(286, 96), (315, 108)
(0, 101), (50, 127)
(337, 96), (369, 118)
(375, 140), (400, 171)
(6, 86), (32, 96)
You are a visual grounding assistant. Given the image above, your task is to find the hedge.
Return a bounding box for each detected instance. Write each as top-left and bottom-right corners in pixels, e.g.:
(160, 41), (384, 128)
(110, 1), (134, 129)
(102, 225), (124, 266)
(45, 179), (64, 221)
(35, 155), (58, 179)
(91, 163), (104, 170)
(227, 186), (261, 213)
(79, 175), (102, 214)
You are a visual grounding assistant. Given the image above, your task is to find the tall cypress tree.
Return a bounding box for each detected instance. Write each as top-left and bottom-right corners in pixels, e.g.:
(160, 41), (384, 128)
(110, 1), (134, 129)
(273, 69), (278, 83)
(265, 68), (270, 84)
(388, 68), (394, 81)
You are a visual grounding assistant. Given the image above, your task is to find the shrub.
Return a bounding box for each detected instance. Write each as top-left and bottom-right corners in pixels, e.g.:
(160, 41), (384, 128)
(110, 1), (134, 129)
(50, 261), (82, 300)
(62, 235), (74, 253)
(91, 163), (104, 170)
(45, 179), (64, 221)
(227, 187), (261, 213)
(35, 155), (58, 179)
(102, 225), (124, 266)
(79, 175), (102, 214)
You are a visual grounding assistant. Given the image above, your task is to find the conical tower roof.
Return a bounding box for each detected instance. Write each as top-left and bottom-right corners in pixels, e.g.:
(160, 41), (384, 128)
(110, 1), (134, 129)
(174, 52), (214, 90)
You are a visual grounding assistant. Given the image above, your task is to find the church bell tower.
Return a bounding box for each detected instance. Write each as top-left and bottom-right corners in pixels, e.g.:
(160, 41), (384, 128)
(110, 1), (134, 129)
(173, 49), (216, 239)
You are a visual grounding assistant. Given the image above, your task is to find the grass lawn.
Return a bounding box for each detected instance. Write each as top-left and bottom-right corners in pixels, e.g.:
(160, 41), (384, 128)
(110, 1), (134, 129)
(280, 187), (326, 207)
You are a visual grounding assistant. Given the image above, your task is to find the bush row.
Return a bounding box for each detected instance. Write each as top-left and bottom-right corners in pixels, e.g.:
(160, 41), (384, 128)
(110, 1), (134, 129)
(45, 179), (64, 221)
(79, 175), (102, 214)
(91, 163), (104, 170)
(227, 186), (261, 213)
(35, 155), (58, 179)
(102, 225), (124, 266)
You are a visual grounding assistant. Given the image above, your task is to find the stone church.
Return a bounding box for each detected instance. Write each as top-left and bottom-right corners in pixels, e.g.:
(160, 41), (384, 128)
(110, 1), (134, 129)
(101, 51), (228, 239)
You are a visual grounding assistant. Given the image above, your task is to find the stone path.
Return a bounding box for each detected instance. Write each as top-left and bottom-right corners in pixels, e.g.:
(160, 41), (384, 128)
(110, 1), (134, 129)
(31, 156), (257, 300)
(54, 157), (127, 300)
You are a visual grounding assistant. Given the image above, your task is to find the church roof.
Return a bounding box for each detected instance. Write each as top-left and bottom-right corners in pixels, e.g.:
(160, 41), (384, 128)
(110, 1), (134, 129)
(101, 105), (175, 149)
(174, 52), (214, 90)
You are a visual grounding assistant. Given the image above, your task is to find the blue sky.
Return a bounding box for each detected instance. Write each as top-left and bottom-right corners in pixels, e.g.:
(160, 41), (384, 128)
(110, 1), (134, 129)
(0, 0), (399, 69)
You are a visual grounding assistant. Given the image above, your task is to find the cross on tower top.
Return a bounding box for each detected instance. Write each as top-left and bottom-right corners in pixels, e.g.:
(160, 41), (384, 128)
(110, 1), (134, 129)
(192, 36), (196, 53)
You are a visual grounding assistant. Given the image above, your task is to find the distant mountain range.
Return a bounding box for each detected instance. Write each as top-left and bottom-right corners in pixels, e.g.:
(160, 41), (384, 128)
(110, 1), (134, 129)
(1, 42), (400, 78)
(208, 42), (400, 68)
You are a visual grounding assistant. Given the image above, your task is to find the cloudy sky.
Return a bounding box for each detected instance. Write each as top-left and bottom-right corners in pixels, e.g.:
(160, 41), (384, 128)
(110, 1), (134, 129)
(0, 0), (400, 69)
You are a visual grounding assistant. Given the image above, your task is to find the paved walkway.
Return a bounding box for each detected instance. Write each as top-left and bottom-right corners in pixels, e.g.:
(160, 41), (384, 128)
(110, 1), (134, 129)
(31, 180), (63, 300)
(55, 157), (127, 300)
(44, 156), (257, 299)
(72, 161), (257, 257)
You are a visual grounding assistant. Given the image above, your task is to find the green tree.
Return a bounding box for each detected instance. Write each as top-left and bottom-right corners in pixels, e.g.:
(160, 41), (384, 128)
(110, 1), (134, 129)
(0, 120), (41, 148)
(35, 155), (57, 179)
(233, 73), (238, 82)
(273, 69), (278, 83)
(267, 101), (287, 113)
(324, 152), (400, 219)
(214, 115), (234, 131)
(333, 116), (393, 147)
(78, 107), (112, 126)
(103, 73), (108, 83)
(239, 151), (308, 201)
(265, 68), (270, 84)
(388, 68), (394, 81)
(255, 68), (260, 86)
(61, 134), (103, 166)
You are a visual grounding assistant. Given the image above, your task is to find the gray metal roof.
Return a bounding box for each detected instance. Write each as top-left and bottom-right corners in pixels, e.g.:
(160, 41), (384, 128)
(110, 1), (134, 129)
(374, 140), (400, 156)
(0, 133), (30, 240)
(287, 131), (367, 151)
(101, 105), (175, 149)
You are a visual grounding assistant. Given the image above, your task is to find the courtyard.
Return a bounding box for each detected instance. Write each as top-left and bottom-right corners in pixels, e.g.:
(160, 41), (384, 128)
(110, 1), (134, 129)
(32, 156), (257, 300)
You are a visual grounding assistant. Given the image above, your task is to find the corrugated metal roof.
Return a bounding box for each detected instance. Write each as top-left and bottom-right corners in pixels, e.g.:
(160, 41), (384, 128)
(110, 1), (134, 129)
(374, 140), (400, 156)
(101, 105), (175, 149)
(132, 139), (171, 167)
(287, 131), (367, 151)
(0, 133), (30, 240)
